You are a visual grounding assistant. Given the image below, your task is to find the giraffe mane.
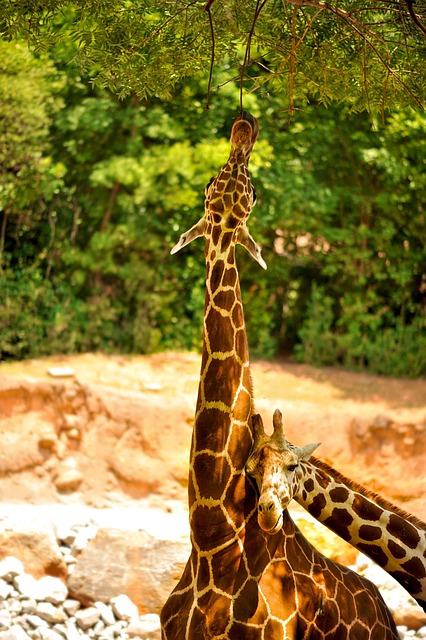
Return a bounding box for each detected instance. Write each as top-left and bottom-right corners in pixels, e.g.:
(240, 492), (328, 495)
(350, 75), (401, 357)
(311, 455), (426, 532)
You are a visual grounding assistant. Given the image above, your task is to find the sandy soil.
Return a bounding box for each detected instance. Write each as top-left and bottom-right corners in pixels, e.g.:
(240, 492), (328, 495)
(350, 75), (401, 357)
(0, 352), (425, 522)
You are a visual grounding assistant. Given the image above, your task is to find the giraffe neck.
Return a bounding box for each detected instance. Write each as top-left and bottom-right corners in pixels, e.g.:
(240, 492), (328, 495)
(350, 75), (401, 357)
(295, 456), (426, 611)
(188, 226), (256, 540)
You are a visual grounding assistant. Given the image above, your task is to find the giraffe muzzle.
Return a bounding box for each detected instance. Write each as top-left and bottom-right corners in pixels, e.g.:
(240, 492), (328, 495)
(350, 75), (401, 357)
(257, 494), (284, 534)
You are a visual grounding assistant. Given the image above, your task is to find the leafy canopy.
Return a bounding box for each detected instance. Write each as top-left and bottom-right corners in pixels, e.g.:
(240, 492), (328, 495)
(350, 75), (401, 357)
(0, 0), (425, 111)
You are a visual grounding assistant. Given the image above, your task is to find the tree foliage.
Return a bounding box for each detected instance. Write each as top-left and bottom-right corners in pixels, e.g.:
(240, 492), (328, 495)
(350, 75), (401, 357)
(0, 0), (425, 112)
(0, 0), (425, 378)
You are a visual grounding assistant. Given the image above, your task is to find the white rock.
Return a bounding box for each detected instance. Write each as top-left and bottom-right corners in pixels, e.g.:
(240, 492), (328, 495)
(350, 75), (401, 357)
(0, 624), (31, 640)
(0, 582), (13, 602)
(62, 599), (80, 617)
(93, 620), (105, 634)
(37, 577), (67, 605)
(109, 595), (138, 622)
(94, 602), (115, 626)
(25, 615), (48, 629)
(13, 575), (39, 601)
(75, 606), (100, 630)
(21, 600), (37, 615)
(64, 621), (81, 640)
(35, 603), (66, 625)
(0, 559), (24, 583)
(0, 612), (11, 629)
(128, 613), (161, 638)
(38, 629), (63, 640)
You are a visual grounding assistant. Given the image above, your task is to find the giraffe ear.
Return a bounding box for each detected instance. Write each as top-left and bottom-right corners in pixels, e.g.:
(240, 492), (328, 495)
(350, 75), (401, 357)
(170, 217), (206, 255)
(236, 224), (267, 270)
(296, 442), (321, 461)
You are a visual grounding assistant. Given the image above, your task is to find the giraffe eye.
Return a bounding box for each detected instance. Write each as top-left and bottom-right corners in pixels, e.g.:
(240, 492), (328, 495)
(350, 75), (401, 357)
(287, 464), (298, 472)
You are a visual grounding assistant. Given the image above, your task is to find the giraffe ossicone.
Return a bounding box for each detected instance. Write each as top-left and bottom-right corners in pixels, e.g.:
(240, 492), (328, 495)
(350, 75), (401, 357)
(247, 407), (426, 612)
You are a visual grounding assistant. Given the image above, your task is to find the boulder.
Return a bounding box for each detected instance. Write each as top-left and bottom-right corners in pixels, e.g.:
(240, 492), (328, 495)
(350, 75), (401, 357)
(67, 528), (189, 613)
(0, 515), (66, 580)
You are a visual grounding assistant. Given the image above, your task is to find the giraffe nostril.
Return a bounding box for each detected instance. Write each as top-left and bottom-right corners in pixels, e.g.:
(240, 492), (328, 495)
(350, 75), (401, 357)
(268, 503), (274, 511)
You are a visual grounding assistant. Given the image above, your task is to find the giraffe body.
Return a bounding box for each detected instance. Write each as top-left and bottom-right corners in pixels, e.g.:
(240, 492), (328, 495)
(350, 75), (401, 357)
(161, 114), (399, 639)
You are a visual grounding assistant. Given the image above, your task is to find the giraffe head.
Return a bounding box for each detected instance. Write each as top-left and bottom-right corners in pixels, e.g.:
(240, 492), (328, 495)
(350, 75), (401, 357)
(246, 409), (320, 534)
(170, 110), (266, 269)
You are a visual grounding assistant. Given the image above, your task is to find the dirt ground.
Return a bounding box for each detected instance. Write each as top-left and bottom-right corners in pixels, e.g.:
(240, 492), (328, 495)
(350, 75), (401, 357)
(0, 352), (425, 521)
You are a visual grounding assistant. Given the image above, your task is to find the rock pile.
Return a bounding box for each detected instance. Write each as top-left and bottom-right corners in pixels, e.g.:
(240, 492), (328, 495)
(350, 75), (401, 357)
(0, 557), (160, 640)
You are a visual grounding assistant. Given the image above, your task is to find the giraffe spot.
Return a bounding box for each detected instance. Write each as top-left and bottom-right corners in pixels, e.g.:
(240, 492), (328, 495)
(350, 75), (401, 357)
(211, 222), (223, 245)
(205, 306), (234, 352)
(196, 556), (211, 592)
(197, 590), (232, 637)
(210, 198), (225, 215)
(236, 180), (244, 194)
(193, 452), (232, 500)
(264, 617), (287, 638)
(315, 469), (332, 490)
(339, 585), (357, 619)
(359, 524), (382, 541)
(233, 578), (259, 620)
(202, 355), (242, 406)
(240, 194), (249, 209)
(358, 542), (389, 566)
(221, 231), (234, 252)
(227, 178), (236, 192)
(191, 504), (234, 551)
(302, 489), (307, 501)
(389, 569), (422, 594)
(400, 556), (426, 579)
(352, 494), (383, 522)
(235, 326), (248, 356)
(232, 301), (245, 330)
(388, 539), (407, 559)
(227, 422), (252, 470)
(222, 265), (238, 288)
(195, 408), (231, 452)
(329, 487), (350, 503)
(354, 587), (377, 619)
(308, 493), (327, 519)
(223, 474), (255, 529)
(232, 202), (243, 217)
(387, 513), (421, 549)
(304, 478), (315, 492)
(223, 192), (233, 209)
(214, 289), (233, 312)
(323, 508), (353, 541)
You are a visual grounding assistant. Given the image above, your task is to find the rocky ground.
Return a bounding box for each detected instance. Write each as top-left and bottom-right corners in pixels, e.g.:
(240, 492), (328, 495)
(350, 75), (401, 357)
(0, 352), (425, 639)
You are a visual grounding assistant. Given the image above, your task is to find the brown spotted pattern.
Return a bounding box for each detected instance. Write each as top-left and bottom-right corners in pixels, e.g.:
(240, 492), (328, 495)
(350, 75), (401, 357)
(160, 113), (399, 639)
(294, 457), (426, 612)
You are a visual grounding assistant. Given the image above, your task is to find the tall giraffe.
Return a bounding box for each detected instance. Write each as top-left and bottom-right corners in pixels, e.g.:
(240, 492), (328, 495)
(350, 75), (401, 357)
(161, 112), (399, 639)
(246, 408), (426, 612)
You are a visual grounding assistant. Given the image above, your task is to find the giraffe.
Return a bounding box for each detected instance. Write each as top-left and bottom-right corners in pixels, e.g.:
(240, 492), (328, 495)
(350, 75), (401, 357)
(160, 111), (399, 639)
(246, 407), (426, 612)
